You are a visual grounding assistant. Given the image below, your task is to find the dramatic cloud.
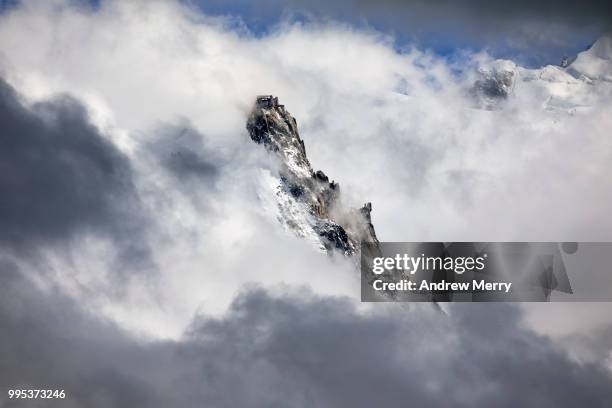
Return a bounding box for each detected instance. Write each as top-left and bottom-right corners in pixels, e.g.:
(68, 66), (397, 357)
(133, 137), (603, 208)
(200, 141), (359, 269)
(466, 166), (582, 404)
(0, 2), (611, 406)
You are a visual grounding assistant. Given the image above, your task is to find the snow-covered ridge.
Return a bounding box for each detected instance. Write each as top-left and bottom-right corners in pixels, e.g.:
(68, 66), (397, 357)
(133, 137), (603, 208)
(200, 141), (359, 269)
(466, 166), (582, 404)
(472, 34), (612, 112)
(247, 95), (379, 255)
(567, 35), (612, 82)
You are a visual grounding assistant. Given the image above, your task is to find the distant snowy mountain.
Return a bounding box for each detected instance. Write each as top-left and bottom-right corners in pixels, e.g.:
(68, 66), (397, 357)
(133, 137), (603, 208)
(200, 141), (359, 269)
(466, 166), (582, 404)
(567, 35), (612, 82)
(247, 95), (379, 255)
(472, 34), (612, 112)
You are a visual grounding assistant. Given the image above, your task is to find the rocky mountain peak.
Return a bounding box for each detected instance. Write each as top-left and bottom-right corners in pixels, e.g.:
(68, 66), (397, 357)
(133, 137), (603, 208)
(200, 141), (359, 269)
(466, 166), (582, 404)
(247, 95), (379, 255)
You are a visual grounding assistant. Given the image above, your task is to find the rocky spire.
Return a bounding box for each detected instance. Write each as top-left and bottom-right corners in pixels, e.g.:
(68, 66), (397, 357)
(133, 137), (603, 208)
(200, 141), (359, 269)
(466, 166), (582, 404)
(247, 95), (379, 255)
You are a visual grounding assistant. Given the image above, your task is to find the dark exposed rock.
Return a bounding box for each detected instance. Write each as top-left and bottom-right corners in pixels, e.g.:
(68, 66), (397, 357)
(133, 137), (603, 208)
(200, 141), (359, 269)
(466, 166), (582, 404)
(470, 65), (516, 110)
(474, 70), (514, 98)
(314, 220), (353, 253)
(287, 183), (304, 198)
(314, 170), (329, 182)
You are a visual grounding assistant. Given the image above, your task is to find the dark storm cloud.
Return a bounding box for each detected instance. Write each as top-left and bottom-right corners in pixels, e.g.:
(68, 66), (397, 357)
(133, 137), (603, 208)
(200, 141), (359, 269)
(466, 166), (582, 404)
(0, 78), (144, 252)
(2, 267), (611, 408)
(311, 0), (612, 26)
(212, 0), (612, 30)
(0, 260), (173, 408)
(194, 0), (611, 65)
(147, 123), (220, 183)
(184, 290), (612, 407)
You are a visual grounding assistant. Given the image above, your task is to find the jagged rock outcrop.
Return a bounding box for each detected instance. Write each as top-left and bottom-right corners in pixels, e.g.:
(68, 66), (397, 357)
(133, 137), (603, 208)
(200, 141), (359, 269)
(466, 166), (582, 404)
(247, 95), (379, 255)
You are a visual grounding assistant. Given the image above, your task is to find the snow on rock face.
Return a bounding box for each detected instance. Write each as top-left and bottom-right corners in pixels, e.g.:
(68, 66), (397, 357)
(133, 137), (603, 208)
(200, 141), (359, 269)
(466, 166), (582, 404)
(247, 95), (379, 255)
